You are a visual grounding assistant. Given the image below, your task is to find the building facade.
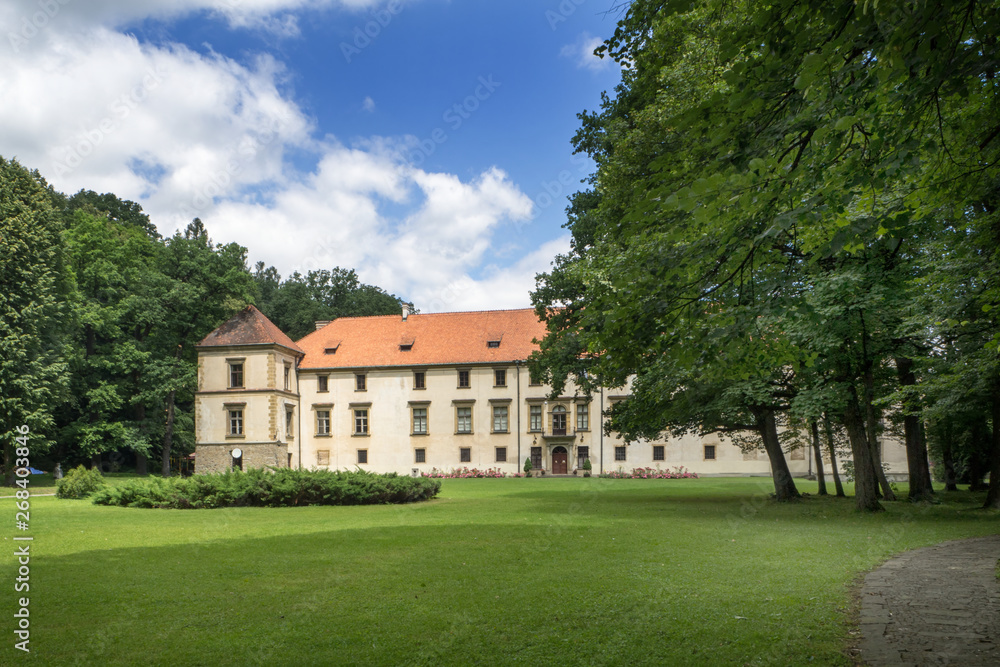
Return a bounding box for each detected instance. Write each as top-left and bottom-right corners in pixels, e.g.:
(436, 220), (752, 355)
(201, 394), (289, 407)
(195, 305), (908, 478)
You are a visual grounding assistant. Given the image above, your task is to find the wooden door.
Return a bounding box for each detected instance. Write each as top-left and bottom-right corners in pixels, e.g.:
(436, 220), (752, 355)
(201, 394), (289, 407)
(552, 447), (568, 474)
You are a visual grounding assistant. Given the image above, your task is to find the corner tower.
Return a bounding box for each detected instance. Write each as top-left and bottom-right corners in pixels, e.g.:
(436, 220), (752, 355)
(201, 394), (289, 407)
(194, 305), (304, 473)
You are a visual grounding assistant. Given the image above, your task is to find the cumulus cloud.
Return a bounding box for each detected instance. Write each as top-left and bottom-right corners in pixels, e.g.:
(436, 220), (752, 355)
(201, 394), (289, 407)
(0, 0), (552, 311)
(560, 32), (610, 72)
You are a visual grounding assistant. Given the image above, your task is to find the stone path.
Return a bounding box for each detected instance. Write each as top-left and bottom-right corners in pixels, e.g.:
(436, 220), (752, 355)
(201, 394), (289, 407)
(860, 534), (1000, 666)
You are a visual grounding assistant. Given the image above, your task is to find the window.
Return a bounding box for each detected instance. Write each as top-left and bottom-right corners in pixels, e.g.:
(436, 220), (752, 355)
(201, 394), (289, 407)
(704, 444), (716, 460)
(317, 375), (328, 392)
(614, 446), (626, 462)
(414, 371), (425, 389)
(355, 373), (367, 391)
(577, 446), (589, 468)
(496, 447), (507, 462)
(492, 405), (508, 433)
(228, 409), (243, 436)
(354, 409), (369, 435)
(357, 449), (368, 464)
(316, 450), (330, 466)
(529, 369), (543, 386)
(460, 447), (471, 463)
(529, 405), (542, 432)
(530, 446), (542, 470)
(552, 405), (567, 435)
(316, 410), (331, 436)
(229, 362), (244, 388)
(285, 409), (294, 439)
(284, 364), (290, 391)
(494, 369), (506, 387)
(400, 343), (413, 351)
(576, 403), (589, 431)
(415, 448), (426, 463)
(456, 406), (472, 434)
(412, 407), (427, 435)
(653, 445), (665, 461)
(457, 369), (470, 388)
(487, 340), (501, 348)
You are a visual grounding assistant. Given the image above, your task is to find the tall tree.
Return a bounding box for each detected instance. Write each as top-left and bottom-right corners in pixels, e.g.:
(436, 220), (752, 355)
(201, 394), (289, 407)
(0, 157), (69, 481)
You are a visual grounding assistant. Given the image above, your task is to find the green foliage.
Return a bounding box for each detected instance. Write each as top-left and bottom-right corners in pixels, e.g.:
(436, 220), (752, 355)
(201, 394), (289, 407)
(90, 468), (441, 508)
(0, 157), (69, 466)
(523, 457), (532, 477)
(55, 465), (106, 498)
(252, 263), (410, 340)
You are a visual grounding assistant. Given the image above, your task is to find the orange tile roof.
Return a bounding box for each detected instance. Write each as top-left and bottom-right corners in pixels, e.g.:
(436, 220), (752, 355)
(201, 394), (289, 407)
(197, 305), (304, 355)
(296, 308), (548, 369)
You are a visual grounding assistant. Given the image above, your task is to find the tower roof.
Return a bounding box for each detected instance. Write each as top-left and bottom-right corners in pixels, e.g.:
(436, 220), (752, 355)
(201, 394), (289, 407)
(197, 305), (304, 355)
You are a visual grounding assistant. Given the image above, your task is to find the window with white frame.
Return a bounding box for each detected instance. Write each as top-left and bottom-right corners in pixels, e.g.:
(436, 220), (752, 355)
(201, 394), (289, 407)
(492, 405), (508, 433)
(229, 361), (244, 388)
(529, 405), (542, 432)
(354, 409), (369, 435)
(316, 410), (331, 436)
(456, 406), (472, 434)
(228, 409), (243, 436)
(412, 407), (428, 435)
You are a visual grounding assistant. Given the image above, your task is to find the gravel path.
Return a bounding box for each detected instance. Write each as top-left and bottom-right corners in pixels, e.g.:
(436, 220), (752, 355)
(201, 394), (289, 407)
(860, 534), (1000, 666)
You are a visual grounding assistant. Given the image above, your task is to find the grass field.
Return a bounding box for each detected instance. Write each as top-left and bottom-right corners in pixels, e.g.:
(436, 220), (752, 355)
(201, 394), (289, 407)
(2, 477), (997, 666)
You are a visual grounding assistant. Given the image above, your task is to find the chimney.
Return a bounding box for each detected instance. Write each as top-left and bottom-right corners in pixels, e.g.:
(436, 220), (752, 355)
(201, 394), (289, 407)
(314, 320), (331, 331)
(402, 304), (410, 321)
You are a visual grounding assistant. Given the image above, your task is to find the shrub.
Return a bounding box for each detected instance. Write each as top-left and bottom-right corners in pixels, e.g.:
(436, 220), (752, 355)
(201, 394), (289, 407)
(56, 465), (107, 499)
(91, 468), (441, 509)
(523, 458), (532, 477)
(582, 458), (592, 477)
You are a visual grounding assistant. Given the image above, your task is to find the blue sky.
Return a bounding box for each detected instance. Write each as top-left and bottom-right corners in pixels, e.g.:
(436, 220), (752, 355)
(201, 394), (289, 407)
(0, 0), (623, 310)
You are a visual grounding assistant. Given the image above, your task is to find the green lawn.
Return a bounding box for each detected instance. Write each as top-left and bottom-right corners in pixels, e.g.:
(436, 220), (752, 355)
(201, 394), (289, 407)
(2, 478), (996, 666)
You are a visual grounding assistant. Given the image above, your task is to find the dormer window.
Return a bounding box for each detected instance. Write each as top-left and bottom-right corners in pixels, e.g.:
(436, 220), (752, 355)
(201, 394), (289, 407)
(487, 340), (501, 348)
(324, 347), (338, 354)
(324, 340), (341, 355)
(400, 344), (413, 351)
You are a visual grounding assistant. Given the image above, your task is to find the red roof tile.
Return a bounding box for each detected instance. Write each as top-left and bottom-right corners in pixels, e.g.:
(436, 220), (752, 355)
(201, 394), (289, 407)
(296, 308), (548, 369)
(197, 305), (304, 354)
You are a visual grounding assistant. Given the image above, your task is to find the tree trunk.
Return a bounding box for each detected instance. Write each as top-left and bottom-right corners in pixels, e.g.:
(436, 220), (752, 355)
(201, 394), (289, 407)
(754, 407), (800, 501)
(983, 381), (1000, 509)
(811, 420), (827, 496)
(843, 385), (884, 512)
(161, 388), (176, 477)
(894, 357), (934, 501)
(863, 368), (896, 501)
(134, 401), (148, 475)
(824, 413), (846, 497)
(941, 420), (959, 491)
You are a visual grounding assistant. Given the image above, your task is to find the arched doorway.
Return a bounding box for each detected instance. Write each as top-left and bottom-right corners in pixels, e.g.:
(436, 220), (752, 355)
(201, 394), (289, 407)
(552, 446), (568, 474)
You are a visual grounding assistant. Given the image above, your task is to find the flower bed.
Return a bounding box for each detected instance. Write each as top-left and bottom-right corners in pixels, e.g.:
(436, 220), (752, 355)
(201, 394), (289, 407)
(599, 467), (698, 479)
(421, 467), (508, 478)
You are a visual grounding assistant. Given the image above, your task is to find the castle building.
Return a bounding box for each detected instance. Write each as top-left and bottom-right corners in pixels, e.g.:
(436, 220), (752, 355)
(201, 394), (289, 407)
(194, 305), (909, 478)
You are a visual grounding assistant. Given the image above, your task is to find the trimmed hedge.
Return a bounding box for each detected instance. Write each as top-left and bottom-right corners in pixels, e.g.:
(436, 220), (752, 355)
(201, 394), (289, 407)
(90, 468), (441, 509)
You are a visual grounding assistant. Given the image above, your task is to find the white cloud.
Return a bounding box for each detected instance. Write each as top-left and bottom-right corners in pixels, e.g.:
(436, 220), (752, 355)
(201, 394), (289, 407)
(0, 0), (558, 312)
(362, 96), (376, 112)
(560, 32), (610, 72)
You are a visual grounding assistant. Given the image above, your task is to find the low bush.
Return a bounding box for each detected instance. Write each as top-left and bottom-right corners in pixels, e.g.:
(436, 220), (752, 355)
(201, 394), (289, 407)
(56, 465), (107, 499)
(599, 467), (698, 479)
(90, 468), (441, 509)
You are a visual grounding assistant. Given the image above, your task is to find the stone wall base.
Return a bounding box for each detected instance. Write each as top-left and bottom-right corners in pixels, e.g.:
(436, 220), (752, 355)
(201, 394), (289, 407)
(195, 442), (289, 474)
